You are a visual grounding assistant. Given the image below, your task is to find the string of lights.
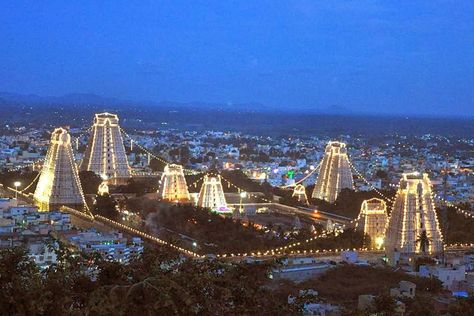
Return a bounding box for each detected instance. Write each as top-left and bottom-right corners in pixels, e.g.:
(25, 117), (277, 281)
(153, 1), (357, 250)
(19, 171), (41, 193)
(347, 158), (396, 204)
(217, 245), (375, 258)
(279, 161), (321, 189)
(6, 158), (45, 173)
(94, 214), (204, 258)
(219, 173), (274, 204)
(120, 127), (199, 175)
(187, 173), (206, 188)
(433, 193), (474, 219)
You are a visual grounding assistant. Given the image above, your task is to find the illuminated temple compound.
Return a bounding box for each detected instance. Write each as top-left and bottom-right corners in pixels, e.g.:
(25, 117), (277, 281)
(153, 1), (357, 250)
(197, 175), (230, 213)
(158, 164), (190, 202)
(34, 128), (86, 211)
(385, 172), (444, 255)
(312, 141), (354, 203)
(357, 198), (388, 249)
(80, 112), (131, 185)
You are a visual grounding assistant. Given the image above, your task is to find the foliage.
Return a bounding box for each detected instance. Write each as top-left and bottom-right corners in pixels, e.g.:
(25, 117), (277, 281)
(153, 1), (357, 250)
(220, 170), (264, 193)
(404, 294), (437, 316)
(79, 170), (102, 194)
(93, 194), (119, 220)
(416, 230), (431, 254)
(372, 292), (397, 315)
(149, 157), (167, 172)
(448, 295), (474, 316)
(297, 265), (443, 308)
(0, 245), (297, 315)
(309, 188), (396, 219)
(0, 170), (39, 193)
(150, 204), (284, 253)
(439, 205), (474, 244)
(114, 178), (157, 196)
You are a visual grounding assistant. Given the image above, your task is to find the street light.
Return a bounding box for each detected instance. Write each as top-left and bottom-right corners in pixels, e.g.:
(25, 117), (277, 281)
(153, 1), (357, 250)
(14, 181), (21, 199)
(239, 191), (247, 213)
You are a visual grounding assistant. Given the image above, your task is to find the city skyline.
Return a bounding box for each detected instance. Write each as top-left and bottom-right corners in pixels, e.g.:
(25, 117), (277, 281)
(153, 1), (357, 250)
(2, 1), (474, 117)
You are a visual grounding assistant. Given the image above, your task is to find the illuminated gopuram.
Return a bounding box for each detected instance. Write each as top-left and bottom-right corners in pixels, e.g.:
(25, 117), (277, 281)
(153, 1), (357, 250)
(158, 164), (190, 202)
(312, 141), (353, 203)
(292, 184), (308, 204)
(197, 175), (229, 212)
(385, 172), (443, 254)
(358, 198), (388, 249)
(80, 113), (131, 184)
(34, 128), (86, 211)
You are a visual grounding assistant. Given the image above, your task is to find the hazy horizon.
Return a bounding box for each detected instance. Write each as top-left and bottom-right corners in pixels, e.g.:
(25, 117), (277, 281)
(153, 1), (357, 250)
(2, 1), (474, 117)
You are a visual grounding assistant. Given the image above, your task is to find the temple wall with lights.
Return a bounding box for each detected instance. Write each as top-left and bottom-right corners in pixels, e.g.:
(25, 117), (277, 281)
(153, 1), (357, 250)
(80, 112), (131, 185)
(312, 141), (354, 203)
(33, 128), (86, 211)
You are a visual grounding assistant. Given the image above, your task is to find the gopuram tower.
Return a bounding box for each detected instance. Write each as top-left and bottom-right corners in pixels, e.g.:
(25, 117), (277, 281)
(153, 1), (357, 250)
(34, 128), (86, 211)
(312, 141), (354, 203)
(385, 172), (444, 254)
(158, 164), (190, 202)
(197, 175), (229, 212)
(80, 113), (131, 185)
(357, 198), (388, 249)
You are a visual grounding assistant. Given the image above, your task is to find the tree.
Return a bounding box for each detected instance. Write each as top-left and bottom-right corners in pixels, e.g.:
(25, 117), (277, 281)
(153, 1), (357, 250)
(373, 292), (397, 315)
(406, 295), (436, 316)
(0, 248), (41, 314)
(94, 194), (119, 220)
(149, 157), (166, 172)
(416, 230), (431, 254)
(79, 171), (102, 194)
(448, 295), (474, 316)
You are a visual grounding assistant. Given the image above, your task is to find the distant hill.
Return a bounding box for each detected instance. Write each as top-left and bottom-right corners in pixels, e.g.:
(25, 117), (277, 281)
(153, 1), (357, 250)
(0, 92), (271, 113)
(1, 91), (473, 137)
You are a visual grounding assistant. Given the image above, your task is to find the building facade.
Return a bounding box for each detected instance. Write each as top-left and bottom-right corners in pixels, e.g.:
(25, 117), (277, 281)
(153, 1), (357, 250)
(385, 172), (444, 254)
(312, 141), (354, 203)
(80, 113), (131, 184)
(197, 175), (229, 212)
(158, 164), (190, 202)
(34, 128), (86, 211)
(358, 198), (388, 249)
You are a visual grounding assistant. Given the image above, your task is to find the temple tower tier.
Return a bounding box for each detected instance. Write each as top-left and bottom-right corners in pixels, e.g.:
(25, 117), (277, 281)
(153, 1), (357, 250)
(158, 164), (190, 202)
(197, 175), (229, 212)
(384, 172), (444, 254)
(312, 141), (354, 203)
(34, 128), (86, 211)
(80, 112), (131, 185)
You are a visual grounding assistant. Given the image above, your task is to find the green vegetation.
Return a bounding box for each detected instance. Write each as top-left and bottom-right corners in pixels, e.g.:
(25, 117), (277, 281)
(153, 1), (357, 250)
(93, 194), (119, 221)
(0, 170), (39, 194)
(79, 170), (102, 194)
(439, 204), (474, 244)
(0, 245), (296, 315)
(309, 188), (396, 219)
(297, 265), (443, 309)
(150, 204), (284, 253)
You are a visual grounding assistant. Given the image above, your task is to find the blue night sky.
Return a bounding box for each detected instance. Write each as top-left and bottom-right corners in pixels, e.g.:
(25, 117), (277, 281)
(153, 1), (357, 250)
(1, 1), (474, 116)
